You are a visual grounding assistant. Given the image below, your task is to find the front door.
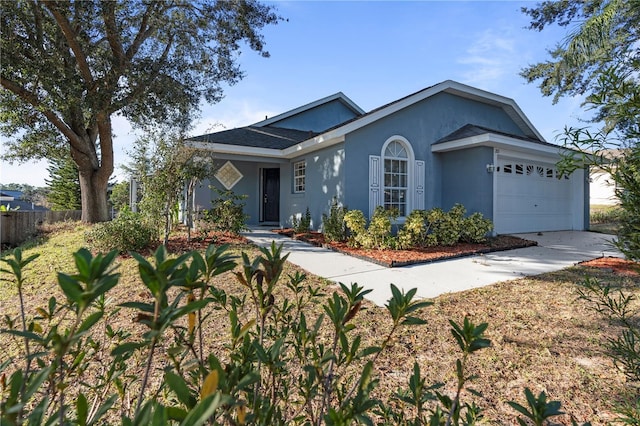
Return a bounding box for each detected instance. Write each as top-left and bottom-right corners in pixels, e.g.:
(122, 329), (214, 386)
(262, 168), (280, 222)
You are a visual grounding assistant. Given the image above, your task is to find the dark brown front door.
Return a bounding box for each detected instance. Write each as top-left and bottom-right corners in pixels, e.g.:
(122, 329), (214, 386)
(262, 168), (279, 222)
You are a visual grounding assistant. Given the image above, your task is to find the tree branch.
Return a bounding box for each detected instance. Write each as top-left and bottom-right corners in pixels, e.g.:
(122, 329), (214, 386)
(0, 77), (85, 151)
(116, 35), (174, 111)
(42, 1), (95, 88)
(125, 2), (160, 61)
(101, 2), (126, 68)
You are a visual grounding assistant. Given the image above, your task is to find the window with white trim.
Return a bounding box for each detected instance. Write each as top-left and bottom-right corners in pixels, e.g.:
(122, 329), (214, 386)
(383, 140), (408, 216)
(293, 160), (306, 193)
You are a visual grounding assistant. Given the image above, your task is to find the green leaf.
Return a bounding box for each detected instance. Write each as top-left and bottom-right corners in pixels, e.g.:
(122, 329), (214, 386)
(26, 397), (48, 425)
(165, 371), (196, 408)
(58, 272), (83, 303)
(180, 394), (221, 426)
(111, 341), (146, 357)
(24, 366), (52, 401)
(1, 329), (44, 343)
(401, 316), (427, 325)
(76, 393), (88, 426)
(119, 302), (155, 313)
(78, 311), (103, 334)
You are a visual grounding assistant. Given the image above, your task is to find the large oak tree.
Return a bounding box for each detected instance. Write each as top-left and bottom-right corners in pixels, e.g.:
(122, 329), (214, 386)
(1, 0), (279, 222)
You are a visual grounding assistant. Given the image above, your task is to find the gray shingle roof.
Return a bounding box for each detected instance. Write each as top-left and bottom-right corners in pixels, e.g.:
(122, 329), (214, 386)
(188, 126), (318, 150)
(434, 124), (556, 147)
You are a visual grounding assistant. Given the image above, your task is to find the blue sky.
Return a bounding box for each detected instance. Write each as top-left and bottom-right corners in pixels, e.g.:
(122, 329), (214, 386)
(1, 1), (590, 187)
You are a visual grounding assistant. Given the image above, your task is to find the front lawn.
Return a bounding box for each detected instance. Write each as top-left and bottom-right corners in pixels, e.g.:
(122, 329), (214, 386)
(0, 222), (637, 424)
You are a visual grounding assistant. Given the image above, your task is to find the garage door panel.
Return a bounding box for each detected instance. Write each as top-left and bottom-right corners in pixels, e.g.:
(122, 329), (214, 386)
(495, 157), (573, 234)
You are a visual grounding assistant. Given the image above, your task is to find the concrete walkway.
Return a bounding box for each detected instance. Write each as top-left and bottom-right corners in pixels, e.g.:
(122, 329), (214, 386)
(242, 227), (622, 306)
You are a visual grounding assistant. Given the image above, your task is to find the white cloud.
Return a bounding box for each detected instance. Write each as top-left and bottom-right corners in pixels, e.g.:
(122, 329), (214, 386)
(457, 28), (519, 91)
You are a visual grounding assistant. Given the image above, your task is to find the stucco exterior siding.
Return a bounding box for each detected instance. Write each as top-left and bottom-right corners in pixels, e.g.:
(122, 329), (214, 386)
(439, 147), (494, 218)
(282, 144), (346, 229)
(343, 92), (520, 217)
(201, 160), (265, 225)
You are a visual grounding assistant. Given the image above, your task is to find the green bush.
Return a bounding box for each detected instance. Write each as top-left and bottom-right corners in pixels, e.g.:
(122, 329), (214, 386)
(429, 204), (465, 246)
(322, 198), (348, 242)
(344, 204), (493, 249)
(343, 208), (367, 247)
(344, 206), (398, 249)
(292, 207), (312, 233)
(199, 187), (249, 235)
(460, 212), (494, 243)
(85, 209), (156, 253)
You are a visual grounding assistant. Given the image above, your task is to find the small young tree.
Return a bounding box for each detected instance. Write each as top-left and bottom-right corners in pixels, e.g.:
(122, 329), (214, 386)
(126, 128), (213, 245)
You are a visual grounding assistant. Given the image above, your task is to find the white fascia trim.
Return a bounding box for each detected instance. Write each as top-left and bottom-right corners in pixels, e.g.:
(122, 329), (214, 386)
(188, 141), (283, 158)
(431, 133), (566, 158)
(253, 92), (365, 127)
(282, 134), (345, 158)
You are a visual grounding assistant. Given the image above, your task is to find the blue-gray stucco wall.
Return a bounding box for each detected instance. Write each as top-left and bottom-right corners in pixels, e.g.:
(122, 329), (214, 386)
(197, 160), (267, 226)
(268, 99), (359, 132)
(343, 92), (524, 216)
(439, 147), (494, 218)
(281, 143), (346, 230)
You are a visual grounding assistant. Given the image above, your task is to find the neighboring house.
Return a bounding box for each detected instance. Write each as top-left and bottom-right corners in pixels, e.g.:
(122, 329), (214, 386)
(0, 190), (48, 211)
(187, 80), (589, 235)
(590, 170), (618, 206)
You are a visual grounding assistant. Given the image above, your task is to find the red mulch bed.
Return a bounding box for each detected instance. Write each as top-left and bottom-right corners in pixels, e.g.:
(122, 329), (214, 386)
(272, 229), (537, 267)
(579, 256), (640, 277)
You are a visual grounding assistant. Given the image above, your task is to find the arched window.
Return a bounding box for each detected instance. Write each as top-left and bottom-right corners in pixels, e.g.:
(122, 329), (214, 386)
(369, 136), (423, 220)
(384, 140), (409, 216)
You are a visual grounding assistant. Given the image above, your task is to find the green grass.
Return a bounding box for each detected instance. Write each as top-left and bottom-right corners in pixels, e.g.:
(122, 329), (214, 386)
(590, 204), (623, 234)
(0, 222), (89, 301)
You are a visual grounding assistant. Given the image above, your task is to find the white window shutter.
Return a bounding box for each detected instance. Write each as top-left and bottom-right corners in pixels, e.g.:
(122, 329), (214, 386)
(369, 155), (381, 218)
(415, 160), (425, 210)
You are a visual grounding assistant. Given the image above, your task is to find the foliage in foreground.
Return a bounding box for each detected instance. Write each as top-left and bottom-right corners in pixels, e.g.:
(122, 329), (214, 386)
(578, 275), (640, 422)
(0, 243), (579, 425)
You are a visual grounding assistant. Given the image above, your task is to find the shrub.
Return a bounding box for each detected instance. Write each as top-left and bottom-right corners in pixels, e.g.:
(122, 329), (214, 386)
(292, 207), (312, 233)
(343, 209), (367, 247)
(460, 212), (494, 243)
(199, 187), (249, 235)
(430, 204), (465, 246)
(85, 208), (156, 253)
(397, 209), (429, 249)
(322, 198), (348, 242)
(344, 206), (398, 249)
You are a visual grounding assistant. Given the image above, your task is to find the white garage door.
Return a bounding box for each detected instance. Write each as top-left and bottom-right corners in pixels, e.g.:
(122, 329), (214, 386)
(495, 157), (574, 234)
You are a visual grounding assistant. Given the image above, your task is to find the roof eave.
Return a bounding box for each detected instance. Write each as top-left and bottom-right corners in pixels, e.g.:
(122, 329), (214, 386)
(187, 135), (346, 159)
(431, 133), (566, 158)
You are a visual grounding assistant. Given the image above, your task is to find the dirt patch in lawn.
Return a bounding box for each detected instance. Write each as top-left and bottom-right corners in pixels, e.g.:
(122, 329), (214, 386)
(580, 256), (640, 277)
(272, 229), (537, 267)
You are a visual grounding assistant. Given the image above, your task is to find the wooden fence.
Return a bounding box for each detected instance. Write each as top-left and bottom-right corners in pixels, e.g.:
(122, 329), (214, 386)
(0, 210), (82, 247)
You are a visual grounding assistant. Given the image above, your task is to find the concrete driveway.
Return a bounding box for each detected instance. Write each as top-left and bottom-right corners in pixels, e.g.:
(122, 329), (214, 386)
(243, 229), (621, 306)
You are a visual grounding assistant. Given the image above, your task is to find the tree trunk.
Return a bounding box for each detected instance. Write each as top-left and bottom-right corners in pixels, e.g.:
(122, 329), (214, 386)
(72, 111), (114, 223)
(78, 168), (110, 223)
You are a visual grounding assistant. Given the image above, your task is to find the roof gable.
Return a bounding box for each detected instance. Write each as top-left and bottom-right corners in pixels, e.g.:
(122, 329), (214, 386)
(253, 92), (364, 132)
